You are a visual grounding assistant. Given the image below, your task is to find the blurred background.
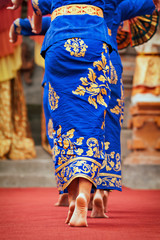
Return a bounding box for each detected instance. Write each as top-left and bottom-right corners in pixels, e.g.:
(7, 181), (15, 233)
(0, 0), (160, 189)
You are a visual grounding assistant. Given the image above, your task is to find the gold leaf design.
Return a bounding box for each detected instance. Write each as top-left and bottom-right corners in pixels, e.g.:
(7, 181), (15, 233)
(98, 75), (106, 83)
(97, 93), (107, 107)
(75, 137), (84, 145)
(80, 77), (89, 86)
(73, 51), (110, 109)
(57, 125), (62, 138)
(86, 148), (94, 157)
(67, 149), (73, 155)
(63, 139), (69, 149)
(48, 83), (59, 111)
(72, 86), (85, 96)
(66, 129), (75, 138)
(101, 88), (107, 95)
(88, 96), (97, 109)
(86, 84), (100, 94)
(104, 142), (110, 150)
(110, 161), (115, 168)
(88, 68), (97, 82)
(75, 148), (84, 155)
(106, 165), (112, 171)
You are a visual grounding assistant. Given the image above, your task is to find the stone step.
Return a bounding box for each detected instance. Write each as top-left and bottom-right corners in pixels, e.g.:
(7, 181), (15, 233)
(0, 147), (159, 189)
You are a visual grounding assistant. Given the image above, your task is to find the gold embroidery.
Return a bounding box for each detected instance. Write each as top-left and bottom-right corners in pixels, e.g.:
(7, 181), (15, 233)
(101, 151), (121, 172)
(110, 79), (124, 127)
(110, 61), (118, 84)
(103, 43), (108, 53)
(104, 142), (110, 150)
(86, 138), (104, 159)
(52, 125), (104, 167)
(32, 0), (42, 15)
(51, 4), (104, 21)
(101, 110), (106, 130)
(48, 119), (55, 139)
(73, 53), (110, 109)
(56, 158), (101, 191)
(97, 174), (121, 189)
(48, 82), (59, 111)
(64, 38), (88, 57)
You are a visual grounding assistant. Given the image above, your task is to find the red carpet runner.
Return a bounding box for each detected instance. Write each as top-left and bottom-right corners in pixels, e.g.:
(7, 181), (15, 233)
(0, 187), (159, 240)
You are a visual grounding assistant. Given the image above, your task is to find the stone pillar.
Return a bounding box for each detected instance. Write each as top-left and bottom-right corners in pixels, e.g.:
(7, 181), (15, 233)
(124, 102), (160, 165)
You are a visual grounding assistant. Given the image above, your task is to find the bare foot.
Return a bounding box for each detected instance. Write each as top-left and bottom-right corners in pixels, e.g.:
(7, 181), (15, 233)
(65, 200), (75, 224)
(55, 193), (69, 207)
(91, 191), (108, 218)
(88, 193), (93, 210)
(103, 190), (109, 213)
(69, 193), (88, 227)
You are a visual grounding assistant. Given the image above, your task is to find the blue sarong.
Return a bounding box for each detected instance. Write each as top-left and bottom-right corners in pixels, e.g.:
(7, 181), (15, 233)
(97, 60), (124, 191)
(43, 38), (112, 191)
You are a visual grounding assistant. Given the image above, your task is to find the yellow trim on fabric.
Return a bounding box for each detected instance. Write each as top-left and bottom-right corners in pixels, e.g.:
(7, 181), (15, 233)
(60, 174), (97, 191)
(98, 173), (122, 178)
(55, 156), (102, 172)
(51, 4), (104, 21)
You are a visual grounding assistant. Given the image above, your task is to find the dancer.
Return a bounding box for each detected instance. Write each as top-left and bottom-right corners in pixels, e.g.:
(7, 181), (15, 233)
(31, 0), (130, 227)
(92, 0), (158, 217)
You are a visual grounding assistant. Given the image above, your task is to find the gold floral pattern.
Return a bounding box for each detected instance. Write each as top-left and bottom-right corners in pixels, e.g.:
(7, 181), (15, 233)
(110, 61), (118, 84)
(52, 125), (104, 166)
(101, 151), (121, 172)
(55, 157), (101, 191)
(97, 174), (121, 190)
(86, 138), (104, 159)
(73, 53), (110, 109)
(110, 79), (124, 127)
(64, 38), (88, 57)
(48, 119), (55, 139)
(48, 82), (59, 111)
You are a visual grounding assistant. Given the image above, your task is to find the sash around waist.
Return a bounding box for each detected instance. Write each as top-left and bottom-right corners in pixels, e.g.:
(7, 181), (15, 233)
(51, 4), (104, 21)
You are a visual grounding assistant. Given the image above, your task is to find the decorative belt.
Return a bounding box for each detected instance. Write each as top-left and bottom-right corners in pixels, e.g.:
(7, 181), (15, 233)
(51, 4), (104, 21)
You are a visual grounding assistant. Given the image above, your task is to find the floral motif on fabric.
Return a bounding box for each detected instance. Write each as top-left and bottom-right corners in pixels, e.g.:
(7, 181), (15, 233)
(86, 138), (104, 159)
(52, 125), (104, 166)
(101, 151), (121, 172)
(48, 82), (59, 111)
(73, 53), (111, 109)
(32, 0), (42, 15)
(110, 78), (124, 127)
(48, 119), (55, 139)
(64, 38), (88, 57)
(110, 61), (118, 84)
(97, 174), (122, 190)
(56, 158), (101, 191)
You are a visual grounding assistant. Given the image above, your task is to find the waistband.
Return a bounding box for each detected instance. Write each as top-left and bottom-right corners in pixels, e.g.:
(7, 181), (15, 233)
(51, 4), (104, 21)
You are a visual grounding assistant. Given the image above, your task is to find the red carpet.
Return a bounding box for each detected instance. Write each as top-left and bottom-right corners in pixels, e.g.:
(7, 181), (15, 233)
(0, 187), (159, 240)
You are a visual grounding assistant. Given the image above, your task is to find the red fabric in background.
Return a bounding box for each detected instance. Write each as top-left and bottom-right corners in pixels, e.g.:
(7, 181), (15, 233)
(0, 187), (159, 240)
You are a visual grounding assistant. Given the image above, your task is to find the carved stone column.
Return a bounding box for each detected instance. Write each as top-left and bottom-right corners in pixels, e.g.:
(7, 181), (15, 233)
(123, 102), (160, 165)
